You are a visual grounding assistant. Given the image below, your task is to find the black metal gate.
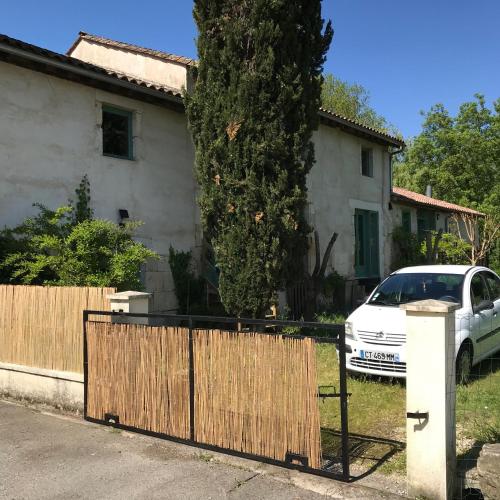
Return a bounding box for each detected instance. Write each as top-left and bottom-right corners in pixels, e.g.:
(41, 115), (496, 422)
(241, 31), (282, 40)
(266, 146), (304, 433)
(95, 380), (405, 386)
(83, 311), (350, 481)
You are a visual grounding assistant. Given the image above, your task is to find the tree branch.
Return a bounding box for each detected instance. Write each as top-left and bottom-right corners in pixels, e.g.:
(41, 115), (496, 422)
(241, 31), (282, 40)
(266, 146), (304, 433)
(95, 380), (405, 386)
(318, 232), (338, 279)
(312, 230), (320, 278)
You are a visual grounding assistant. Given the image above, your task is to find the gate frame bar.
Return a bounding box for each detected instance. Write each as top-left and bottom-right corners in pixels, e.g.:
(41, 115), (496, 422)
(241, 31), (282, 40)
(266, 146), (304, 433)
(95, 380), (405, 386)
(82, 310), (350, 482)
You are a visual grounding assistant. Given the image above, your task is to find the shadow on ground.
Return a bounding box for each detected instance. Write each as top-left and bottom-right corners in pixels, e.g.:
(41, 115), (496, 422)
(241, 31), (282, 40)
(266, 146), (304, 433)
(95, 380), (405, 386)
(320, 428), (405, 481)
(470, 354), (500, 383)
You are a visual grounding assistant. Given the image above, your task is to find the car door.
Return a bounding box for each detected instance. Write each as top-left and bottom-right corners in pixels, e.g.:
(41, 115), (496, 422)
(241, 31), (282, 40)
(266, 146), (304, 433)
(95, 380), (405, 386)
(483, 271), (500, 355)
(469, 272), (494, 359)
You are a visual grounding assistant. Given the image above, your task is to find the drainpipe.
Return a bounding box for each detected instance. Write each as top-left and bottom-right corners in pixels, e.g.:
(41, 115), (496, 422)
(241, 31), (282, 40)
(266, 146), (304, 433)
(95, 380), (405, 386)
(381, 144), (404, 278)
(385, 144), (404, 278)
(389, 145), (404, 196)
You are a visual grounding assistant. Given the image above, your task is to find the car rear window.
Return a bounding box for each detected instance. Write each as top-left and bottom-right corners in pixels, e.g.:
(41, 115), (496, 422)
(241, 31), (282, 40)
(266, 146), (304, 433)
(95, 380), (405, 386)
(368, 273), (464, 307)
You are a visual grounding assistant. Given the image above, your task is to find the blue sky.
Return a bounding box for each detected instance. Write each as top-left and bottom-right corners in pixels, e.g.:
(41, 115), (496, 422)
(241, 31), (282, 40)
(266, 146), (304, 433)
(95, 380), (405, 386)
(2, 0), (499, 138)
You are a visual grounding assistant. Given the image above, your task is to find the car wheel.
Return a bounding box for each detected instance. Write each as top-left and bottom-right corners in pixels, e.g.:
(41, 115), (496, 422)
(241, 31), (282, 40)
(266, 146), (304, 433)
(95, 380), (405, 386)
(456, 344), (472, 385)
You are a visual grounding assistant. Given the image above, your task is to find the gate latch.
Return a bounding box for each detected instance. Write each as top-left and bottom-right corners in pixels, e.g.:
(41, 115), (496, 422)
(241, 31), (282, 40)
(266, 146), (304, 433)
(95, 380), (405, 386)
(406, 411), (429, 420)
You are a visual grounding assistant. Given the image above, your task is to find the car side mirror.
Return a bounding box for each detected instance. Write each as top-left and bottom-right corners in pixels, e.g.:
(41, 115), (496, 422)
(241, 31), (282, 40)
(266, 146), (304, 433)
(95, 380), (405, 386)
(474, 299), (494, 313)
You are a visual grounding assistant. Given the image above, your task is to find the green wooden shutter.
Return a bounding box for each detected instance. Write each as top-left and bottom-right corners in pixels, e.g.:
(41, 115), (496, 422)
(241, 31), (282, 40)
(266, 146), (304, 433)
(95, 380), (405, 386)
(368, 211), (380, 277)
(354, 210), (366, 277)
(355, 209), (380, 278)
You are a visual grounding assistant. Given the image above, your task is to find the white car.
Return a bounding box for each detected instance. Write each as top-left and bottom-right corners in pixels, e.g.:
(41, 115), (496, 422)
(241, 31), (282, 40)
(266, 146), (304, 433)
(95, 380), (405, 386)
(344, 265), (500, 383)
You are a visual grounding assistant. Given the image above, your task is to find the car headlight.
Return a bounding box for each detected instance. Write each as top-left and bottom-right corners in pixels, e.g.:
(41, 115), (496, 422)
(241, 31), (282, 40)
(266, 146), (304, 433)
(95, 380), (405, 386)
(345, 321), (355, 340)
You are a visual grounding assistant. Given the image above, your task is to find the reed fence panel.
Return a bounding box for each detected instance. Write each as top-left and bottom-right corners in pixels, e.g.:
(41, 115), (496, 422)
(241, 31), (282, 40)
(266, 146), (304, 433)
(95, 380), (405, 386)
(85, 322), (191, 439)
(0, 285), (114, 373)
(193, 330), (322, 468)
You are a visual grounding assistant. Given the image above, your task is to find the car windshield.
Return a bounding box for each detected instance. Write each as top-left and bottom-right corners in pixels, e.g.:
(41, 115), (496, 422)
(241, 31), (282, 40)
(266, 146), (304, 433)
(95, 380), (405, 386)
(368, 273), (464, 306)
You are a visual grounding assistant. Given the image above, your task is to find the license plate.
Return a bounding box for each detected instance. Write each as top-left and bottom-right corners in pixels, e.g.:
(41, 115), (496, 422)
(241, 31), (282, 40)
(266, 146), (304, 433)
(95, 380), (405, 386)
(360, 350), (400, 362)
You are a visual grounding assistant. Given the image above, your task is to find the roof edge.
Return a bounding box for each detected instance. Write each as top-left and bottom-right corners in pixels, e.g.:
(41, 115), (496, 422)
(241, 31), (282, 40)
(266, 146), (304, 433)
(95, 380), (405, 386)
(67, 31), (197, 67)
(391, 187), (484, 216)
(0, 33), (184, 109)
(319, 108), (405, 148)
(2, 32), (405, 148)
(65, 30), (87, 56)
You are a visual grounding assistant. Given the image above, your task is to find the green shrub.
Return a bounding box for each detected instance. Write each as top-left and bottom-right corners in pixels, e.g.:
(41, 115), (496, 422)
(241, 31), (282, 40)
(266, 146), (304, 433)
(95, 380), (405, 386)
(2, 212), (156, 290)
(435, 232), (471, 265)
(321, 271), (346, 313)
(315, 311), (346, 324)
(391, 226), (422, 270)
(0, 176), (157, 290)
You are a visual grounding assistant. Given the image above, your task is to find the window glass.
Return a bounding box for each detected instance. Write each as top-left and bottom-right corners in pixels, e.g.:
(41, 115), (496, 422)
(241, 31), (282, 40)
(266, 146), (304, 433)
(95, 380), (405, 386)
(361, 148), (373, 177)
(402, 210), (411, 232)
(484, 272), (500, 301)
(417, 209), (436, 240)
(368, 273), (463, 306)
(102, 106), (133, 159)
(470, 274), (490, 307)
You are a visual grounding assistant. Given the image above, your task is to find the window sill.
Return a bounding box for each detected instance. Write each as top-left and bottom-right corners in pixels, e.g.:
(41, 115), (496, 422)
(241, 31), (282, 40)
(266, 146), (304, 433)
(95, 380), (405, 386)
(103, 153), (135, 161)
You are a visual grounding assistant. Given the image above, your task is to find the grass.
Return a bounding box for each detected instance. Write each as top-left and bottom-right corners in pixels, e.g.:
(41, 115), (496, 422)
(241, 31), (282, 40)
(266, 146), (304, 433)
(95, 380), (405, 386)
(197, 452), (215, 463)
(316, 344), (500, 477)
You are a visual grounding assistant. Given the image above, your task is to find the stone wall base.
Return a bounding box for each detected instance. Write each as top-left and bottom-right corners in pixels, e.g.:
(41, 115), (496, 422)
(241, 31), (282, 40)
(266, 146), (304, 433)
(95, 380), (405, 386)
(0, 362), (83, 411)
(478, 444), (500, 500)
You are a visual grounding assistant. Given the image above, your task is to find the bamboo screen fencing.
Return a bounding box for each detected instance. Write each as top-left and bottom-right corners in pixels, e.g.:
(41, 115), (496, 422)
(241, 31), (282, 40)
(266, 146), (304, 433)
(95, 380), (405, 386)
(0, 285), (114, 373)
(85, 322), (191, 439)
(193, 330), (322, 469)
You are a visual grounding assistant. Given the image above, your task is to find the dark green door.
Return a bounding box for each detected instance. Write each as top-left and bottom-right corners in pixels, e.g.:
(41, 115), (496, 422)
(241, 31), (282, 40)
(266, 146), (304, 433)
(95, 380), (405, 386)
(355, 209), (380, 278)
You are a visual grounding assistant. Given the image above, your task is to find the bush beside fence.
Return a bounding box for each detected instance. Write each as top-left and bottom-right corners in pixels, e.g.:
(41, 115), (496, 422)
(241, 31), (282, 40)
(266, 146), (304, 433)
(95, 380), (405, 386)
(0, 285), (114, 373)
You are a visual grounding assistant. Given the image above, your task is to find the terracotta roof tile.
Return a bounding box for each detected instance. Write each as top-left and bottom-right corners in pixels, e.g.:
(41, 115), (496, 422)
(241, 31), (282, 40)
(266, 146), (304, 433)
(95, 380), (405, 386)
(392, 187), (484, 216)
(0, 33), (183, 99)
(319, 107), (404, 146)
(2, 32), (405, 147)
(68, 32), (197, 67)
(69, 34), (404, 147)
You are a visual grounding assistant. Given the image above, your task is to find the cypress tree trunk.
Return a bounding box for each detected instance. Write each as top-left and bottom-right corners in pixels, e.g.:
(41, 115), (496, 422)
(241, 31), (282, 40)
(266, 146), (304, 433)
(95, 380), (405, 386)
(186, 0), (333, 317)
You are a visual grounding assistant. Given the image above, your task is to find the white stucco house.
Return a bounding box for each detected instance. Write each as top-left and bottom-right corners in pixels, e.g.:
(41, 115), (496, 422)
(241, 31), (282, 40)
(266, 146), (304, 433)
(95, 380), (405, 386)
(0, 31), (478, 312)
(390, 186), (483, 237)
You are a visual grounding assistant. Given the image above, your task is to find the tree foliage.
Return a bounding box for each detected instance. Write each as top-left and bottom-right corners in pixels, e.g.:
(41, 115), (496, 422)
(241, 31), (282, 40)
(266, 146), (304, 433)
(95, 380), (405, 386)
(391, 226), (423, 270)
(450, 213), (500, 266)
(394, 95), (500, 212)
(186, 0), (332, 317)
(321, 74), (393, 133)
(168, 246), (207, 314)
(394, 95), (500, 271)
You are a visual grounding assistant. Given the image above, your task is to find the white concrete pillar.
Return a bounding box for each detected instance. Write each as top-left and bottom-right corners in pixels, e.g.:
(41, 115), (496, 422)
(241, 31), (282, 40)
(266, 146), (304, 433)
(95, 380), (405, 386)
(107, 291), (151, 325)
(401, 299), (459, 500)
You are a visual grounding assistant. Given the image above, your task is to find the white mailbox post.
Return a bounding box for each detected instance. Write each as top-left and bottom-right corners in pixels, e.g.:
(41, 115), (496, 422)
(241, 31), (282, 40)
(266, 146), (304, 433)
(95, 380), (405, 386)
(401, 299), (459, 500)
(107, 291), (151, 325)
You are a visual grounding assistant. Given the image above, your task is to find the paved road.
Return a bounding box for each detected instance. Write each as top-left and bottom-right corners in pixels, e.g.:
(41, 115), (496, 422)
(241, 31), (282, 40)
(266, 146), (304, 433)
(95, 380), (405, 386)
(0, 401), (404, 499)
(0, 401), (331, 500)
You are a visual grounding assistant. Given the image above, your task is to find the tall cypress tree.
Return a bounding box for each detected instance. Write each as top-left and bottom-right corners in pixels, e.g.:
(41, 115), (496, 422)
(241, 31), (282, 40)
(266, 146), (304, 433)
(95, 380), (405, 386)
(186, 0), (333, 317)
